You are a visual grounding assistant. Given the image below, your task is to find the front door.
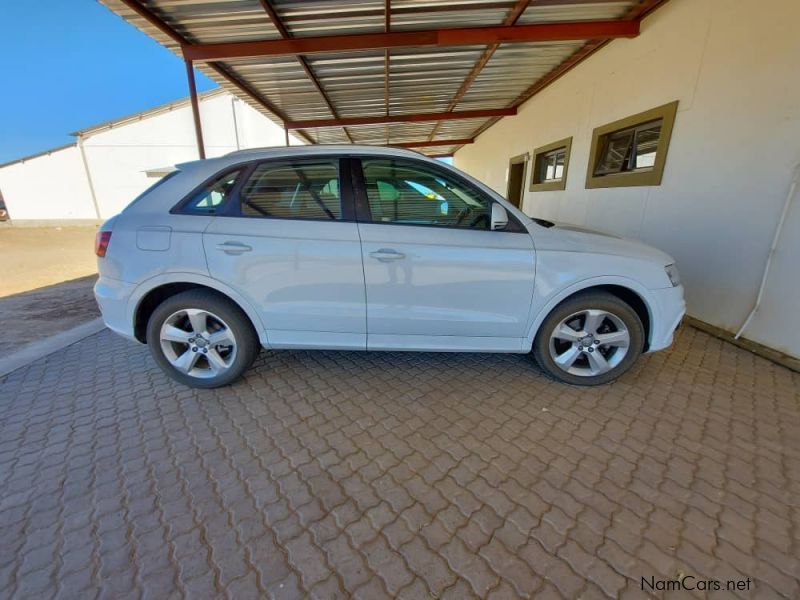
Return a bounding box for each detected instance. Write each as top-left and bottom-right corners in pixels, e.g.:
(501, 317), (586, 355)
(506, 154), (527, 209)
(353, 157), (536, 352)
(203, 157), (366, 350)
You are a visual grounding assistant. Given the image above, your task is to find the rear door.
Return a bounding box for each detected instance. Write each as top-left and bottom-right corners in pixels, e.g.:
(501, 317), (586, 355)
(353, 156), (536, 351)
(203, 157), (367, 350)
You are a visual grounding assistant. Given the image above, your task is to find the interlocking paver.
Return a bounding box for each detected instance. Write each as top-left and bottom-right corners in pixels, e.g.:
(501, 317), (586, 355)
(0, 326), (799, 598)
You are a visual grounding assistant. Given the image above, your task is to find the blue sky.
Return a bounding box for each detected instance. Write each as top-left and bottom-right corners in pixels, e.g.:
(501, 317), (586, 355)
(0, 1), (217, 164)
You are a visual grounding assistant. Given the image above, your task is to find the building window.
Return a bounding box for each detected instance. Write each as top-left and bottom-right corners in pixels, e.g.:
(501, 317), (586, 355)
(530, 137), (572, 192)
(586, 101), (678, 189)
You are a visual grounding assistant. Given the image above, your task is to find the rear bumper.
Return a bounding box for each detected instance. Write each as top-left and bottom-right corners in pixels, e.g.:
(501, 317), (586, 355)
(647, 284), (686, 352)
(94, 276), (139, 343)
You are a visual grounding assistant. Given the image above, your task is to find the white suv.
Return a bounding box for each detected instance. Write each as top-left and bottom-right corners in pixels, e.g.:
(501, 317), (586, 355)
(94, 145), (685, 388)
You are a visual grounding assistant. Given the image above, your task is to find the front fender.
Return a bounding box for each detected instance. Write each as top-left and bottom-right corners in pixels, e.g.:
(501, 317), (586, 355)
(126, 272), (270, 346)
(525, 275), (658, 349)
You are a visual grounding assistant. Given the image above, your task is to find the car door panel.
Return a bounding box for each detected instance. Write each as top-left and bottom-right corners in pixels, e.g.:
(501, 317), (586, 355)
(203, 158), (366, 350)
(205, 218), (366, 337)
(352, 156), (536, 350)
(359, 223), (535, 343)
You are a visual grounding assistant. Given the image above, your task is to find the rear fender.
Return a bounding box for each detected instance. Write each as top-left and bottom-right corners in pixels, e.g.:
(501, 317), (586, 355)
(126, 272), (269, 346)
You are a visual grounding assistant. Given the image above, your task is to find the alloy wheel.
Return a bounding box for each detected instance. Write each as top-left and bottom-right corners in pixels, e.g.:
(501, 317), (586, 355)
(548, 309), (630, 377)
(159, 308), (238, 379)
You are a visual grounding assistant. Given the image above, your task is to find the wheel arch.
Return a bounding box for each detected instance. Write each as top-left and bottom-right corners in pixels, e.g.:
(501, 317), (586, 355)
(527, 277), (655, 352)
(128, 274), (268, 345)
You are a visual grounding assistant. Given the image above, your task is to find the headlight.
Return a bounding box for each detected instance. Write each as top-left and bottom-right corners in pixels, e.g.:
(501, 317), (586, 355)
(664, 264), (680, 287)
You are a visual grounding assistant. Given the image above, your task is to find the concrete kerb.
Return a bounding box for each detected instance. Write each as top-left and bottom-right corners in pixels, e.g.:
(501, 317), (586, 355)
(0, 318), (106, 378)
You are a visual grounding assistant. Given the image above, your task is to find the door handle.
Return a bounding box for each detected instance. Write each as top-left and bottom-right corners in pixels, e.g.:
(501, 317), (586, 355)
(215, 241), (252, 255)
(369, 248), (406, 262)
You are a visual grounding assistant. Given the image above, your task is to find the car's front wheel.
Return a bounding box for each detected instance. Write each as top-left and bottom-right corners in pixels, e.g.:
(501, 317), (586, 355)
(146, 289), (259, 388)
(533, 291), (644, 386)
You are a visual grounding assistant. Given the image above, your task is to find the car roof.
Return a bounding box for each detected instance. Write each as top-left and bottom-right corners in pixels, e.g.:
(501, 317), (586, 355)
(176, 144), (438, 173)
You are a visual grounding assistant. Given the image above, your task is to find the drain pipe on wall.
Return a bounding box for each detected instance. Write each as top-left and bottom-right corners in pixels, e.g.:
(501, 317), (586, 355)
(735, 164), (799, 339)
(231, 97), (241, 150)
(77, 134), (102, 220)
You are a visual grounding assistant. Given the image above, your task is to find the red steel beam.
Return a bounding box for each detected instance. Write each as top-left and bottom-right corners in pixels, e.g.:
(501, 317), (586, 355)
(624, 0), (671, 19)
(511, 1), (669, 110)
(116, 0), (315, 145)
(182, 20), (640, 61)
(384, 0), (391, 144)
(428, 0), (530, 141)
(285, 107), (517, 130)
(449, 0), (671, 154)
(393, 138), (474, 148)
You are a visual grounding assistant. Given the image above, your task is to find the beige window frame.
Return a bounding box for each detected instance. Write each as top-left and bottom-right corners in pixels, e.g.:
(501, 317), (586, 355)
(586, 101), (678, 189)
(529, 137), (572, 192)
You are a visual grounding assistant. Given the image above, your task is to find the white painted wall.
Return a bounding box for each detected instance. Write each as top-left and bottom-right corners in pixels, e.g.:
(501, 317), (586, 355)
(0, 91), (301, 221)
(0, 146), (97, 220)
(454, 0), (800, 358)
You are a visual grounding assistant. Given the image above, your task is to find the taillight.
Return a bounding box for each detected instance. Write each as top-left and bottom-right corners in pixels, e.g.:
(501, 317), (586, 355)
(95, 231), (112, 257)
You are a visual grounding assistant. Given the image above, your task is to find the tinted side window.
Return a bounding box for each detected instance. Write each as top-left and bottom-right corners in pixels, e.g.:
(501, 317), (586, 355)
(240, 160), (341, 220)
(183, 170), (241, 214)
(361, 159), (491, 229)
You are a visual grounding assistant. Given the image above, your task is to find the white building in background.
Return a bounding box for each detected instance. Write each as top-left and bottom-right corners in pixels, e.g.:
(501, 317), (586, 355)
(0, 89), (300, 222)
(454, 0), (800, 361)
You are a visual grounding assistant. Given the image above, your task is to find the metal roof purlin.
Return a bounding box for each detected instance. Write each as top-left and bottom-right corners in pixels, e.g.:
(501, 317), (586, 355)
(285, 108), (517, 130)
(393, 138), (474, 149)
(449, 0), (671, 154)
(116, 0), (315, 146)
(257, 0), (354, 144)
(106, 0), (673, 156)
(428, 0), (532, 142)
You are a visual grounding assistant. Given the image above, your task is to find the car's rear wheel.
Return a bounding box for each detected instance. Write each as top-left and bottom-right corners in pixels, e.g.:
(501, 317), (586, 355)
(533, 291), (644, 386)
(146, 289), (259, 388)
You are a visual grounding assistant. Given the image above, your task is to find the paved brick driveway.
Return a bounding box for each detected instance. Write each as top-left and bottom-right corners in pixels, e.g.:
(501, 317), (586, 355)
(1, 326), (798, 599)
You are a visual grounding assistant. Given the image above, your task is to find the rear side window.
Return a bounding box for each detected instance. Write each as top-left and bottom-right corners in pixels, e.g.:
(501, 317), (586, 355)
(240, 160), (341, 220)
(182, 169), (241, 214)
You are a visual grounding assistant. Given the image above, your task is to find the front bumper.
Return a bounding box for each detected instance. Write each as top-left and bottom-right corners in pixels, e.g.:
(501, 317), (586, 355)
(647, 284), (686, 352)
(94, 276), (139, 342)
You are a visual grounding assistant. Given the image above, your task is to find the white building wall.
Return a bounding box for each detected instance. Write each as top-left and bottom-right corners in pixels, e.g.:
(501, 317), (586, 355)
(0, 91), (300, 221)
(81, 92), (298, 217)
(0, 146), (97, 221)
(454, 0), (800, 358)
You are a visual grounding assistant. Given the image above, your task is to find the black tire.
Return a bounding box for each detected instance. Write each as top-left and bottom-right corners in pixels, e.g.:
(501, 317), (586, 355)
(532, 291), (644, 386)
(146, 289), (260, 389)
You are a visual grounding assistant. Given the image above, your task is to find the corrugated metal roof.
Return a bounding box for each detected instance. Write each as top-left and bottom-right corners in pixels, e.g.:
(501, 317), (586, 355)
(98, 0), (663, 156)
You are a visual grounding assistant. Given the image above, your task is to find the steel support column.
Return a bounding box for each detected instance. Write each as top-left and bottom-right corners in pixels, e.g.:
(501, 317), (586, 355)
(185, 59), (206, 159)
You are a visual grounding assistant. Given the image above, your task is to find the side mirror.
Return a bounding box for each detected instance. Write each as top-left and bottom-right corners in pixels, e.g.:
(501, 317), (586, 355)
(491, 202), (509, 231)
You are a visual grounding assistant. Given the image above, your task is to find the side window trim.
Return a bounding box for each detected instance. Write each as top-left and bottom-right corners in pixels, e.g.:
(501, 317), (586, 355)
(350, 156), (526, 233)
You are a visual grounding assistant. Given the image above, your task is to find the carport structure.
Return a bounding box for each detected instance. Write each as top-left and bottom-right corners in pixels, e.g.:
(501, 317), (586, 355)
(102, 0), (666, 159)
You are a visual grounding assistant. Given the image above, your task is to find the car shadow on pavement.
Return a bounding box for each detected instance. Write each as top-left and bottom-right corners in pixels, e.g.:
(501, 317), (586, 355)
(0, 274), (99, 349)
